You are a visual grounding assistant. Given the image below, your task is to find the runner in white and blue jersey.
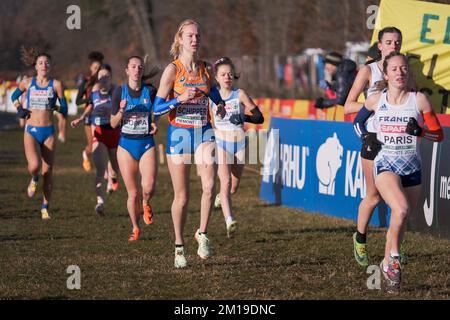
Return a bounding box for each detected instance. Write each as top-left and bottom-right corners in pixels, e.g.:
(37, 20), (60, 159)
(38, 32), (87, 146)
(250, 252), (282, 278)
(210, 57), (264, 238)
(354, 52), (443, 293)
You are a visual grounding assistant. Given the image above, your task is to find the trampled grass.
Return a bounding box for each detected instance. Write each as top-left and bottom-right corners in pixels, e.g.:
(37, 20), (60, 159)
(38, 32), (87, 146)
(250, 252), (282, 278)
(0, 112), (449, 300)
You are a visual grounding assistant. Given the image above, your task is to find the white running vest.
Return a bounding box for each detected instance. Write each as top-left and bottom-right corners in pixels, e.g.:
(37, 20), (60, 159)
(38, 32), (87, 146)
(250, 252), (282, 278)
(373, 91), (423, 176)
(211, 88), (245, 131)
(366, 62), (384, 133)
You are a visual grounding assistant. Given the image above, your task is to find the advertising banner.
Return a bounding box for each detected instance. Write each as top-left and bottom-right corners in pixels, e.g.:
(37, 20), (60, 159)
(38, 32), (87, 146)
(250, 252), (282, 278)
(373, 0), (450, 113)
(260, 117), (450, 239)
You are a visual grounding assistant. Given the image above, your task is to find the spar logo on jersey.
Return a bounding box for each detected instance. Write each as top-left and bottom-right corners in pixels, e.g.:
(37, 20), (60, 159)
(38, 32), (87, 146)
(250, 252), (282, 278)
(143, 98), (149, 104)
(380, 124), (406, 134)
(316, 133), (343, 196)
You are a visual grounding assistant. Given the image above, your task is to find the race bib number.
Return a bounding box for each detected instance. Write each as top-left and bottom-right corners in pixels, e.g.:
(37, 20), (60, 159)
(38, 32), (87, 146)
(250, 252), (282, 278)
(92, 104), (111, 126)
(175, 98), (209, 127)
(29, 88), (54, 110)
(214, 98), (240, 127)
(122, 112), (149, 134)
(379, 124), (417, 157)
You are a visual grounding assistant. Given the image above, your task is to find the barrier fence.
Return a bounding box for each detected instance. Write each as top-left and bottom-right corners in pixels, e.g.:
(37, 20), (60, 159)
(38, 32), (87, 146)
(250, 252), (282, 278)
(260, 116), (450, 240)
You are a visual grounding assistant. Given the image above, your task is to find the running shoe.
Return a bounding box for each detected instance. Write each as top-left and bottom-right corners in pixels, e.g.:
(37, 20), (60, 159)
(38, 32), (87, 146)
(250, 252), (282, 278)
(400, 245), (408, 265)
(128, 228), (140, 242)
(106, 181), (113, 194)
(143, 203), (154, 225)
(353, 232), (369, 267)
(174, 246), (188, 269)
(82, 151), (91, 172)
(194, 229), (212, 259)
(226, 219), (238, 238)
(214, 194), (221, 208)
(381, 256), (401, 293)
(95, 203), (104, 216)
(27, 179), (38, 198)
(111, 180), (119, 191)
(41, 208), (51, 220)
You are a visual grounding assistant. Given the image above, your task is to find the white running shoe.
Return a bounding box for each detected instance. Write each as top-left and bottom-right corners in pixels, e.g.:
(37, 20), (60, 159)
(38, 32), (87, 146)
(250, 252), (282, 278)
(194, 229), (212, 259)
(95, 203), (104, 216)
(106, 181), (113, 194)
(174, 246), (188, 268)
(41, 208), (51, 220)
(27, 179), (38, 198)
(214, 194), (221, 208)
(226, 219), (238, 238)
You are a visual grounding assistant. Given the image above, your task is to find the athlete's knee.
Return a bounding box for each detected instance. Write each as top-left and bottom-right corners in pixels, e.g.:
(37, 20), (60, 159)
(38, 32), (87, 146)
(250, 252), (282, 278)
(174, 193), (189, 209)
(364, 192), (381, 208)
(391, 202), (409, 222)
(142, 182), (155, 198)
(127, 189), (139, 201)
(202, 180), (215, 198)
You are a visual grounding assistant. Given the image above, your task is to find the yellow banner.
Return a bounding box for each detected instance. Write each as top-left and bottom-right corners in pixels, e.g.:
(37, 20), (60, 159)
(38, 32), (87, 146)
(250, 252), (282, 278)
(372, 0), (450, 113)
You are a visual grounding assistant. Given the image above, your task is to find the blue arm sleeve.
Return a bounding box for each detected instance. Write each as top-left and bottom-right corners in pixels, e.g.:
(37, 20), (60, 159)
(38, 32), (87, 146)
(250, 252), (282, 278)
(11, 88), (24, 103)
(58, 97), (68, 116)
(153, 96), (180, 116)
(208, 86), (224, 105)
(353, 106), (373, 138)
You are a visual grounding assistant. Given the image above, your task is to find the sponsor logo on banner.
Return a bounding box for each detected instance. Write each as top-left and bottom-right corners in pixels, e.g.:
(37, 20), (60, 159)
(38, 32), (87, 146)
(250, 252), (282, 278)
(440, 176), (450, 200)
(262, 129), (280, 183)
(316, 133), (343, 195)
(280, 144), (309, 190)
(423, 142), (438, 227)
(262, 129), (309, 190)
(345, 150), (366, 198)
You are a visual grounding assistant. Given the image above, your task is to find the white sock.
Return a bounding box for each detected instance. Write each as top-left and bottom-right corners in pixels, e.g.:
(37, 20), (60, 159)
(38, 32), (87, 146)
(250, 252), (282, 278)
(82, 150), (88, 161)
(390, 251), (400, 258)
(225, 216), (235, 225)
(97, 197), (104, 205)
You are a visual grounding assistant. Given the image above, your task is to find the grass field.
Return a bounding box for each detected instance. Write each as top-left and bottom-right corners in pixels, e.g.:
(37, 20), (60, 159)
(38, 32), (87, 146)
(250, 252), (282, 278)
(0, 112), (449, 300)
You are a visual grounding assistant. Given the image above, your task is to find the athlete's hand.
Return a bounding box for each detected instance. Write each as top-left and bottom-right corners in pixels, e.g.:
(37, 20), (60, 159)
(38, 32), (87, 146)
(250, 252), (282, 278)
(216, 101), (227, 119)
(70, 117), (83, 128)
(314, 97), (326, 109)
(177, 88), (197, 103)
(405, 117), (422, 136)
(119, 99), (127, 112)
(362, 133), (383, 155)
(229, 113), (245, 125)
(17, 106), (31, 119)
(149, 122), (158, 135)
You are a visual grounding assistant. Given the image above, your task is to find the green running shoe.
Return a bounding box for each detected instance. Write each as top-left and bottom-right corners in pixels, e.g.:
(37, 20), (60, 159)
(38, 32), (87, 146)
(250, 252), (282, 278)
(353, 232), (369, 267)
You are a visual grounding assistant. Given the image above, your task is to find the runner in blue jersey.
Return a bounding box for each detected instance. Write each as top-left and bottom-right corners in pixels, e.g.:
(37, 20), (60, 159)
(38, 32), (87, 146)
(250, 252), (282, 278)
(110, 56), (158, 242)
(11, 49), (68, 219)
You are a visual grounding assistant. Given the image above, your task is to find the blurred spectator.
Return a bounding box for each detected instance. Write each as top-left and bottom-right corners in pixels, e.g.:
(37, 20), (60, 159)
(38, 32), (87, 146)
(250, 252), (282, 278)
(277, 58), (285, 87)
(315, 52), (356, 109)
(284, 56), (294, 89)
